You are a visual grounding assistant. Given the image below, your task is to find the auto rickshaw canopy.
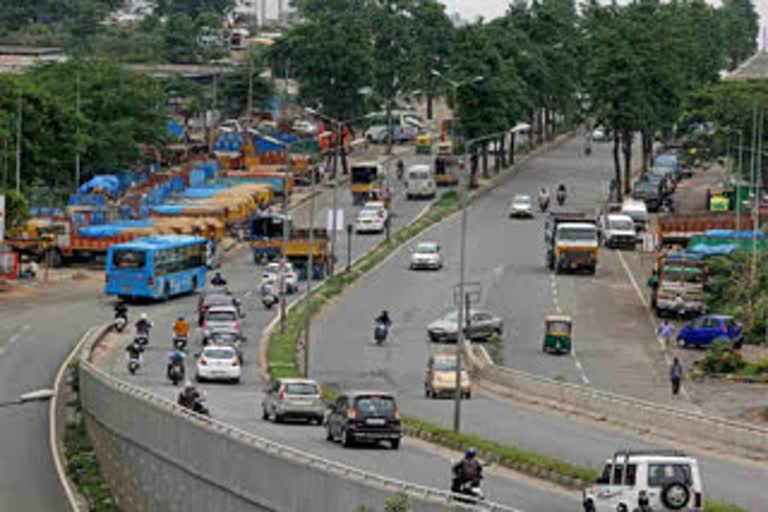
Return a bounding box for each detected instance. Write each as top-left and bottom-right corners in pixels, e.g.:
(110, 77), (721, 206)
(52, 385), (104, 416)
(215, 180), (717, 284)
(545, 315), (572, 334)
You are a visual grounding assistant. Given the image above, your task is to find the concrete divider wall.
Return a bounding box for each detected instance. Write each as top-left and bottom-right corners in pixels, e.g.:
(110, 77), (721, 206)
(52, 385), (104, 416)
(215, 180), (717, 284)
(465, 345), (768, 456)
(78, 328), (519, 512)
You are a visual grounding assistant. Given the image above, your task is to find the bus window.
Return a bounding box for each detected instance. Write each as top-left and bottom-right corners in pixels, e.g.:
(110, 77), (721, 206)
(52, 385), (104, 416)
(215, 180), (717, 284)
(113, 250), (146, 269)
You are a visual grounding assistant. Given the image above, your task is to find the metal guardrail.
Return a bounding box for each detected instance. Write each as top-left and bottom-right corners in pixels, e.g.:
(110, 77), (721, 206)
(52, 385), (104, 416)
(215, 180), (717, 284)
(79, 325), (523, 512)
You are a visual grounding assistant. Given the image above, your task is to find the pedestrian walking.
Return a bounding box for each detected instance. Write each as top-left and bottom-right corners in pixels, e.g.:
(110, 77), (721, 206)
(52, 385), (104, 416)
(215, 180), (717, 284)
(670, 357), (684, 396)
(657, 320), (674, 348)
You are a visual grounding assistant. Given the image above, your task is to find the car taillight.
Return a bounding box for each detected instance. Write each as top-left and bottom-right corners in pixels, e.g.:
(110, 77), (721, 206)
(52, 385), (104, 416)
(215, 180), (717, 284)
(201, 306), (208, 312)
(695, 492), (702, 509)
(202, 321), (208, 328)
(235, 321), (240, 329)
(347, 408), (357, 419)
(147, 277), (154, 286)
(199, 357), (207, 366)
(231, 359), (239, 367)
(394, 408), (401, 420)
(278, 386), (285, 400)
(318, 390), (323, 401)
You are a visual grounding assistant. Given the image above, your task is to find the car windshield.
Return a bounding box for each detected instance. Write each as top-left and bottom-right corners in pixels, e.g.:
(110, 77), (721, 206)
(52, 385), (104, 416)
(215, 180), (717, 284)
(558, 228), (597, 241)
(354, 396), (396, 417)
(622, 209), (648, 222)
(207, 311), (236, 322)
(265, 263), (291, 274)
(513, 195), (530, 204)
(205, 295), (232, 307)
(416, 243), (438, 254)
(433, 358), (458, 371)
(359, 211), (379, 220)
(609, 219), (635, 230)
(204, 348), (235, 359)
(284, 383), (319, 395)
(634, 183), (657, 193)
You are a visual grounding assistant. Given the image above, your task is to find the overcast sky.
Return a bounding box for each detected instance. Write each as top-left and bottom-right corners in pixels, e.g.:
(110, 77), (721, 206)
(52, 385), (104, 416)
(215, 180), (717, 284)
(439, 0), (767, 42)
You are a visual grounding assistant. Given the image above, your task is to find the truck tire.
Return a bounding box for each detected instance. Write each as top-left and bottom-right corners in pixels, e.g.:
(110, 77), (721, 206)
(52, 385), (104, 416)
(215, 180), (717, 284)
(588, 265), (596, 275)
(47, 249), (64, 268)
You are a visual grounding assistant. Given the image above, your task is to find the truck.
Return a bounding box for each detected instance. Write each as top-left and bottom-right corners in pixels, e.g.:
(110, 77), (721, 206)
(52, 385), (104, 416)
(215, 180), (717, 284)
(545, 212), (599, 274)
(657, 212), (756, 246)
(650, 252), (706, 317)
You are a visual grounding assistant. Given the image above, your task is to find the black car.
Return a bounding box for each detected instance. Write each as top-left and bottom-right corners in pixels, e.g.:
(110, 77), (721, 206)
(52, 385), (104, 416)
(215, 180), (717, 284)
(325, 391), (401, 449)
(637, 173), (672, 197)
(631, 181), (663, 212)
(197, 289), (240, 326)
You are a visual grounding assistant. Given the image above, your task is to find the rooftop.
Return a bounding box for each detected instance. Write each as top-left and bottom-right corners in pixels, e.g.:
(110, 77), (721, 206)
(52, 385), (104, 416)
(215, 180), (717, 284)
(726, 51), (768, 81)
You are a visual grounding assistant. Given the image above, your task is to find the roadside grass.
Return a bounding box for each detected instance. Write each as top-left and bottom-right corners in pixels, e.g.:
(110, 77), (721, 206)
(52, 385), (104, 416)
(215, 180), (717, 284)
(763, 406), (768, 422)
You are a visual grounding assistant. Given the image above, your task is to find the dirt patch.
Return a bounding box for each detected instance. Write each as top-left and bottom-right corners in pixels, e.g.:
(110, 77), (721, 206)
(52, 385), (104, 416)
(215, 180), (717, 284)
(739, 406), (768, 425)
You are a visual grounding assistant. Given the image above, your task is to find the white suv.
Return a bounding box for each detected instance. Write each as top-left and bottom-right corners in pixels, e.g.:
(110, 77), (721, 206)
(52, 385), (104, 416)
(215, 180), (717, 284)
(583, 450), (703, 512)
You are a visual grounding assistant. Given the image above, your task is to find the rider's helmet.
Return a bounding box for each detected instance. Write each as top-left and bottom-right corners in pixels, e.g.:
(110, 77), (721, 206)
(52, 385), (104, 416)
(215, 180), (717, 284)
(381, 309), (389, 318)
(184, 381), (194, 391)
(177, 316), (184, 321)
(140, 313), (148, 321)
(465, 447), (477, 459)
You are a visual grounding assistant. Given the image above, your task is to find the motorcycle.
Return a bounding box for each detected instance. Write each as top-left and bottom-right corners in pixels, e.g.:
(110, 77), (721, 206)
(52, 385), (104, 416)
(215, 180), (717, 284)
(113, 314), (128, 333)
(173, 334), (188, 351)
(374, 321), (389, 345)
(135, 334), (149, 347)
(168, 362), (185, 386)
(556, 189), (566, 206)
(192, 396), (210, 416)
(262, 293), (278, 310)
(127, 355), (141, 375)
(451, 478), (484, 503)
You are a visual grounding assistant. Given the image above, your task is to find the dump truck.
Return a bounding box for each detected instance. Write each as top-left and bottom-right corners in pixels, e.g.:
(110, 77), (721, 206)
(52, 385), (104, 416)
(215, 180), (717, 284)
(650, 252), (706, 317)
(657, 212), (756, 246)
(545, 212), (599, 274)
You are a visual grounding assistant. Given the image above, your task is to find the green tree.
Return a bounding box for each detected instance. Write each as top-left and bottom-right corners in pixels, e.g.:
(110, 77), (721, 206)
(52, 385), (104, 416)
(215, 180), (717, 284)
(720, 0), (759, 70)
(1, 189), (30, 235)
(217, 49), (274, 118)
(156, 0), (235, 19)
(163, 14), (199, 64)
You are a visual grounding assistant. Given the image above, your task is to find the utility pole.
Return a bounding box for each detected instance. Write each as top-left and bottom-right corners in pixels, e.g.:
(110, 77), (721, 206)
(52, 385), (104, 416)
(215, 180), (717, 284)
(75, 72), (81, 190)
(280, 173), (289, 333)
(247, 56), (254, 119)
(15, 94), (22, 194)
(329, 121), (340, 276)
(750, 106), (759, 283)
(737, 130), (743, 231)
(453, 139), (470, 433)
(303, 166), (316, 377)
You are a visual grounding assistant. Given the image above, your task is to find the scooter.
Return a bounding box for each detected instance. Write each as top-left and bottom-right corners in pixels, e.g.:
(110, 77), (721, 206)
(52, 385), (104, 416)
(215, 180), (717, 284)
(113, 314), (128, 333)
(451, 478), (484, 503)
(374, 321), (389, 345)
(168, 363), (185, 386)
(173, 334), (188, 351)
(135, 333), (149, 347)
(262, 293), (279, 310)
(538, 197), (550, 213)
(556, 189), (566, 206)
(128, 355), (141, 375)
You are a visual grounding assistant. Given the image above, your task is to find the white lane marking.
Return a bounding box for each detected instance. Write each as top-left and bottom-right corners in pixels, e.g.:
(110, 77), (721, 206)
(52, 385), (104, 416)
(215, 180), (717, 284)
(616, 250), (696, 405)
(551, 277), (590, 385)
(244, 290), (253, 298)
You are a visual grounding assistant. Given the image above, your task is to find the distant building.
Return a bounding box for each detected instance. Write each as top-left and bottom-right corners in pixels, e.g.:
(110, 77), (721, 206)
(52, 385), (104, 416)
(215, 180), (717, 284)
(0, 46), (67, 74)
(726, 50), (768, 81)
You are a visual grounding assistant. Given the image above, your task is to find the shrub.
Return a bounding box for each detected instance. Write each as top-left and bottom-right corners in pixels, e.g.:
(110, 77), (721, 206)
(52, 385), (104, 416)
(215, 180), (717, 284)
(700, 341), (746, 374)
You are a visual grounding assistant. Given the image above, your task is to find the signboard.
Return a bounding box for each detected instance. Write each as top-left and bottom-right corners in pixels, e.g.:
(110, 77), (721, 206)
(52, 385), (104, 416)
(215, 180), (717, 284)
(326, 208), (345, 231)
(0, 195), (5, 243)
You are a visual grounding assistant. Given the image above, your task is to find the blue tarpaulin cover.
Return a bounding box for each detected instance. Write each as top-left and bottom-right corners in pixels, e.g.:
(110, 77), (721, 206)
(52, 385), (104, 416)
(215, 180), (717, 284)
(181, 186), (229, 199)
(152, 205), (190, 215)
(167, 120), (184, 139)
(78, 220), (155, 238)
(78, 175), (121, 197)
(687, 244), (738, 257)
(704, 229), (765, 239)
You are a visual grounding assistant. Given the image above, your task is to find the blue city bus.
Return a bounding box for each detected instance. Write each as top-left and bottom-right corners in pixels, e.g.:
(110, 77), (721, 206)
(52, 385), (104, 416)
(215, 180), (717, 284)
(105, 235), (207, 300)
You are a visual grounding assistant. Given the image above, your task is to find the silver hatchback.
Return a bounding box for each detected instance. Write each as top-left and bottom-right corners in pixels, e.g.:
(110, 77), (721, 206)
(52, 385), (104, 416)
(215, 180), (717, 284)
(261, 378), (325, 424)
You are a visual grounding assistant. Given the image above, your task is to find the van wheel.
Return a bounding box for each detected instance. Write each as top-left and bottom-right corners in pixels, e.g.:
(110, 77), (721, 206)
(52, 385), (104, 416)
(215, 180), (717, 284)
(326, 425), (334, 441)
(390, 439), (400, 450)
(342, 429), (354, 448)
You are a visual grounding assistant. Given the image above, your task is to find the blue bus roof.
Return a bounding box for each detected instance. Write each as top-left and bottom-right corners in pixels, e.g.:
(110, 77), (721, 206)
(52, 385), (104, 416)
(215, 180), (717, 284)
(109, 235), (207, 251)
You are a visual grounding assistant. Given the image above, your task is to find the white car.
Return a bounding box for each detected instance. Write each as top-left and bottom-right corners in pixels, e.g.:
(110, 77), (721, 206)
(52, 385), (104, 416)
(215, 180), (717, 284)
(355, 209), (386, 233)
(592, 126), (610, 142)
(509, 194), (533, 218)
(195, 345), (241, 384)
(410, 242), (443, 270)
(583, 449), (704, 512)
(262, 262), (298, 294)
(599, 214), (637, 249)
(362, 201), (389, 222)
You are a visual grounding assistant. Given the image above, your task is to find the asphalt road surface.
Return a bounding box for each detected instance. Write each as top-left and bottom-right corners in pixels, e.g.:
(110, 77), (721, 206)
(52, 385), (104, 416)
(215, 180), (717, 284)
(308, 136), (768, 510)
(96, 146), (579, 511)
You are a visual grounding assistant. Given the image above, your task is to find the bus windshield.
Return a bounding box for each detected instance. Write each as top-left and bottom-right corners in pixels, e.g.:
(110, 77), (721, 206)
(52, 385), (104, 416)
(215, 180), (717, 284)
(351, 166), (377, 184)
(251, 216), (285, 238)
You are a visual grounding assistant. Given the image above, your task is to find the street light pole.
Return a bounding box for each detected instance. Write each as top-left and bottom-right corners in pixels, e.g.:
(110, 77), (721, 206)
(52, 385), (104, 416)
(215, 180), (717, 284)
(15, 94), (22, 194)
(330, 120), (341, 276)
(452, 130), (511, 434)
(303, 163), (316, 377)
(280, 173), (289, 333)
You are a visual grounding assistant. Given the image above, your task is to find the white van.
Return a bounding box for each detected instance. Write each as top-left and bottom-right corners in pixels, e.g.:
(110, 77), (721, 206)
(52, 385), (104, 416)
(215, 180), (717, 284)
(621, 198), (649, 232)
(405, 165), (436, 200)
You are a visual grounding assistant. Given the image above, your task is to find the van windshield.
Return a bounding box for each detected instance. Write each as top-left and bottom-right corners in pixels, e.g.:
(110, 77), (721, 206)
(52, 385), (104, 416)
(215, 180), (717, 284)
(609, 218), (635, 230)
(558, 228), (597, 241)
(623, 209), (648, 223)
(409, 171), (430, 180)
(354, 396), (396, 417)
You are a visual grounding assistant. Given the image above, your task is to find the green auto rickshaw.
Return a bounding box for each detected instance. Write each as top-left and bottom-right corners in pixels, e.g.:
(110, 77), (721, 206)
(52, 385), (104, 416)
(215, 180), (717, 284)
(543, 314), (572, 354)
(416, 133), (433, 154)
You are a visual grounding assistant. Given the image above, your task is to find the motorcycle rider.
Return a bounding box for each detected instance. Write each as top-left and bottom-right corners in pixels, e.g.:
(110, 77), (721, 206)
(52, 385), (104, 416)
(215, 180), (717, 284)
(135, 313), (152, 336)
(177, 381), (200, 409)
(125, 339), (144, 363)
(375, 310), (392, 328)
(451, 447), (483, 493)
(173, 316), (190, 338)
(167, 347), (186, 379)
(114, 300), (128, 320)
(211, 272), (227, 287)
(396, 159), (405, 181)
(556, 184), (567, 204)
(260, 278), (279, 308)
(538, 187), (550, 210)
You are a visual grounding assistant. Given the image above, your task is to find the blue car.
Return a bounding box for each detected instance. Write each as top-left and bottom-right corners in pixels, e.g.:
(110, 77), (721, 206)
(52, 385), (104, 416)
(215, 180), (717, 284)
(676, 314), (742, 348)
